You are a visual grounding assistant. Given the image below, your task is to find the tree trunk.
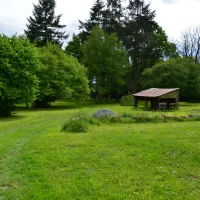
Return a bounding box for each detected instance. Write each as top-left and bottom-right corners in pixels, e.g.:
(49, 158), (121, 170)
(132, 56), (140, 93)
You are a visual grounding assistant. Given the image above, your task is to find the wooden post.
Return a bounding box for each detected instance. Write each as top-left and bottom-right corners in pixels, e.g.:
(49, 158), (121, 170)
(176, 89), (179, 109)
(145, 98), (148, 110)
(134, 96), (138, 108)
(150, 98), (153, 109)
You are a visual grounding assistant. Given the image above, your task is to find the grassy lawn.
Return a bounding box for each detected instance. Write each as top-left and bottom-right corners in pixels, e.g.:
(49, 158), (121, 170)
(0, 101), (200, 199)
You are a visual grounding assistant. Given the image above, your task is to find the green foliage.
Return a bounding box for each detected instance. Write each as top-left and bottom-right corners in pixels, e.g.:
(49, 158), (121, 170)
(35, 43), (90, 107)
(120, 93), (134, 106)
(61, 118), (88, 133)
(124, 0), (177, 91)
(141, 57), (200, 100)
(79, 0), (123, 42)
(83, 26), (130, 102)
(61, 111), (90, 132)
(0, 35), (39, 117)
(77, 0), (177, 92)
(65, 34), (83, 62)
(25, 0), (68, 47)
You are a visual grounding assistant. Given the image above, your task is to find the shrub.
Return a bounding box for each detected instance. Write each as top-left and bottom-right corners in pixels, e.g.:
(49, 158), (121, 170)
(120, 93), (133, 106)
(88, 117), (101, 126)
(61, 111), (89, 132)
(121, 117), (134, 124)
(61, 118), (88, 133)
(109, 116), (123, 123)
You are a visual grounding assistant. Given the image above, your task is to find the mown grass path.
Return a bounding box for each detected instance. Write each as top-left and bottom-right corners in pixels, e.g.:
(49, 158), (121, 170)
(0, 102), (200, 199)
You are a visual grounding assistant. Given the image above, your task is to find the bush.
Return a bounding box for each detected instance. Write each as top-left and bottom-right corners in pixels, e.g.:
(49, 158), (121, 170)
(121, 117), (134, 124)
(61, 118), (88, 133)
(88, 117), (101, 126)
(120, 93), (133, 106)
(61, 111), (89, 132)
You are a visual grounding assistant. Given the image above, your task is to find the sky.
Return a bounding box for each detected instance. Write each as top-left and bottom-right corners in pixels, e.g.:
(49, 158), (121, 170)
(0, 0), (200, 42)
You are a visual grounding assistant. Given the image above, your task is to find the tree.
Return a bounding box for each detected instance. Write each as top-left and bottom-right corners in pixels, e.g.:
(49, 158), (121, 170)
(102, 0), (123, 39)
(35, 43), (90, 107)
(141, 58), (200, 101)
(83, 26), (130, 102)
(124, 0), (176, 92)
(177, 26), (200, 63)
(78, 0), (123, 41)
(79, 0), (105, 34)
(25, 0), (68, 47)
(0, 35), (40, 117)
(65, 34), (83, 62)
(65, 0), (106, 62)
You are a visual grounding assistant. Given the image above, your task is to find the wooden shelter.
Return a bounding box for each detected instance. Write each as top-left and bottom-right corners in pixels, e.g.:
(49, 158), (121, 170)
(132, 88), (180, 110)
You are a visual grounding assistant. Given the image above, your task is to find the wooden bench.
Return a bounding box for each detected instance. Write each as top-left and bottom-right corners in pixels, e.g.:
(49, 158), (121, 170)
(159, 102), (167, 110)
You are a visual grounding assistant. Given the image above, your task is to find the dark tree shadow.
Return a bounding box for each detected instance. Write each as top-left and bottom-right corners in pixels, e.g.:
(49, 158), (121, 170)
(0, 114), (27, 122)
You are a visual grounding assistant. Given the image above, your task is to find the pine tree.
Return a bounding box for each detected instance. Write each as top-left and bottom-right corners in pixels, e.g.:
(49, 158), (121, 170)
(124, 0), (160, 91)
(103, 0), (123, 39)
(79, 0), (105, 33)
(25, 0), (68, 47)
(78, 0), (123, 41)
(69, 0), (105, 61)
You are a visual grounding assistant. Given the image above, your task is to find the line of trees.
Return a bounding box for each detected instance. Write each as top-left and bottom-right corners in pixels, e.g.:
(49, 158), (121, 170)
(0, 35), (90, 117)
(0, 0), (90, 117)
(1, 0), (200, 117)
(66, 0), (200, 102)
(66, 0), (177, 93)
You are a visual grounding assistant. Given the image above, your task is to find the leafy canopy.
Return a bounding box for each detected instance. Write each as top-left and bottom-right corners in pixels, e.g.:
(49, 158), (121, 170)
(141, 57), (200, 100)
(0, 35), (40, 116)
(83, 26), (130, 102)
(35, 43), (90, 107)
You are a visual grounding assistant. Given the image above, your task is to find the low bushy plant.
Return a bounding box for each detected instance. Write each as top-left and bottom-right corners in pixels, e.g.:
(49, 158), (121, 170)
(88, 117), (101, 126)
(120, 93), (133, 106)
(61, 118), (88, 133)
(121, 117), (134, 124)
(109, 116), (123, 123)
(61, 111), (89, 132)
(61, 109), (200, 133)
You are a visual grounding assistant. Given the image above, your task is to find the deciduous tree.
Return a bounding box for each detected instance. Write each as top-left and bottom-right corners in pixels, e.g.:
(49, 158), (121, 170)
(141, 58), (200, 100)
(65, 34), (83, 62)
(35, 43), (90, 107)
(177, 26), (200, 63)
(0, 35), (40, 116)
(83, 26), (129, 102)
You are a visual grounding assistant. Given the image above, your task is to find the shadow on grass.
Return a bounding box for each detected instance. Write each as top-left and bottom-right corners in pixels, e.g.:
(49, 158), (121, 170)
(16, 105), (82, 112)
(15, 100), (122, 112)
(0, 114), (27, 122)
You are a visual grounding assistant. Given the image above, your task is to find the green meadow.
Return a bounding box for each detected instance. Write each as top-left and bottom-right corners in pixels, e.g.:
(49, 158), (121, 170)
(0, 101), (200, 199)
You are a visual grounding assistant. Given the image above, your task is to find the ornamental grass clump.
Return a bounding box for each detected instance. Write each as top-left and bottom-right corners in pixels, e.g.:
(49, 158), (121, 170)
(61, 111), (89, 133)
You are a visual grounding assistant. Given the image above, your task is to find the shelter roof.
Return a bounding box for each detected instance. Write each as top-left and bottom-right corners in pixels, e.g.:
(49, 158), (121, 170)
(132, 88), (179, 98)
